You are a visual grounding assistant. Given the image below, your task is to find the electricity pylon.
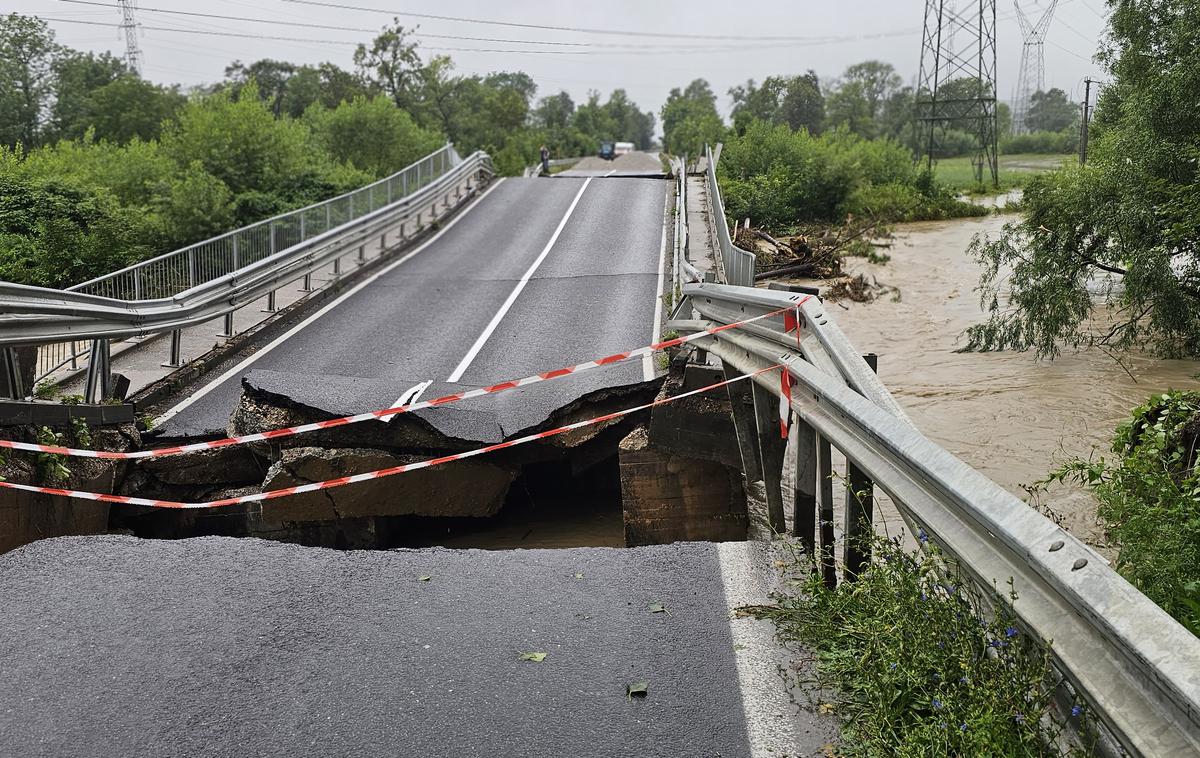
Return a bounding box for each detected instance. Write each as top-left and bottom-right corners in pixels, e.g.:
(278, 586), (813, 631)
(118, 0), (142, 75)
(1012, 0), (1058, 134)
(915, 0), (999, 187)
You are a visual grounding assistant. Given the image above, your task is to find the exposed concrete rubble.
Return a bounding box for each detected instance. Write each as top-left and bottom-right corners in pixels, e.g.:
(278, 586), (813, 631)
(0, 422), (139, 552)
(619, 358), (749, 546)
(260, 447), (515, 521)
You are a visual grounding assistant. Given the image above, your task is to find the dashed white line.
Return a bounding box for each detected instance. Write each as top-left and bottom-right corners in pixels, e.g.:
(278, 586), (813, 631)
(446, 177), (593, 384)
(155, 179), (507, 427)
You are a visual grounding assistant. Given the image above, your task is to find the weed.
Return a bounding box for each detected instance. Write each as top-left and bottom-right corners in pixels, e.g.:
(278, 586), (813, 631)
(755, 535), (1090, 756)
(32, 380), (57, 400)
(34, 426), (71, 485)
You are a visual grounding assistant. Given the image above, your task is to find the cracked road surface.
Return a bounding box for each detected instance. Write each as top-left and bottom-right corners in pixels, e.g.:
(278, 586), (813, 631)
(0, 536), (835, 757)
(155, 175), (669, 444)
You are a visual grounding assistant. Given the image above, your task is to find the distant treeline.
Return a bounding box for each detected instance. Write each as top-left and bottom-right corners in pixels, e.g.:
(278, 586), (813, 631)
(0, 13), (655, 287)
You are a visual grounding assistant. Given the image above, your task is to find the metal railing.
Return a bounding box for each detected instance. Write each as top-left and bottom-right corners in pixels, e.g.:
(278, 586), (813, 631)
(704, 143), (756, 286)
(669, 282), (1200, 756)
(1, 145), (494, 401)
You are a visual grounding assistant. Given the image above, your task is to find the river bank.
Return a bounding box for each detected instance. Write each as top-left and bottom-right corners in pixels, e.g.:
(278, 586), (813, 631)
(829, 211), (1198, 551)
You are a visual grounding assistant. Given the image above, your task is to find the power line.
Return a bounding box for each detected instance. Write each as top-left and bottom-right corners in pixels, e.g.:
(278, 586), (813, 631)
(47, 17), (929, 56)
(278, 0), (864, 42)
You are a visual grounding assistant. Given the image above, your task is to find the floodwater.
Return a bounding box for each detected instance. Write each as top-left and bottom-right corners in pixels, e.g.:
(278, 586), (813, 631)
(831, 212), (1199, 549)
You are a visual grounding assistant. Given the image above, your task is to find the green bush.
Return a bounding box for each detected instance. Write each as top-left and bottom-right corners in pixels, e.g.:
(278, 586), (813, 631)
(305, 95), (444, 178)
(1001, 130), (1078, 155)
(1041, 391), (1200, 634)
(758, 536), (1085, 755)
(719, 120), (980, 227)
(0, 169), (155, 287)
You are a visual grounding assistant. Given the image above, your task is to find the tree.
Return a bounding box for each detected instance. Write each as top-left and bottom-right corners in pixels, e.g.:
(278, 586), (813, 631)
(661, 79), (725, 156)
(49, 50), (126, 140)
(305, 95), (443, 177)
(1026, 88), (1080, 133)
(965, 0), (1200, 357)
(0, 14), (60, 147)
(534, 91), (574, 130)
(161, 83), (367, 223)
(731, 73), (824, 135)
(75, 76), (184, 144)
(224, 59), (296, 117)
(825, 61), (902, 138)
(353, 21), (422, 111)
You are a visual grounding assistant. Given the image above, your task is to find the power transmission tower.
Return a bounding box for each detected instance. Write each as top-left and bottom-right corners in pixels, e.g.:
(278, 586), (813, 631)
(118, 0), (142, 75)
(915, 0), (999, 187)
(1012, 0), (1058, 134)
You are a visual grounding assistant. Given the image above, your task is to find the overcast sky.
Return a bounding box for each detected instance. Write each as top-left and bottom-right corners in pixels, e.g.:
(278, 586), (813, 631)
(26, 0), (1111, 126)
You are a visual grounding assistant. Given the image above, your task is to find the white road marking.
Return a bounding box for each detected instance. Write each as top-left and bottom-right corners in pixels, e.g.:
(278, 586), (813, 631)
(155, 178), (508, 427)
(717, 541), (806, 757)
(604, 169), (617, 177)
(644, 188), (669, 381)
(376, 380), (432, 423)
(446, 177), (593, 384)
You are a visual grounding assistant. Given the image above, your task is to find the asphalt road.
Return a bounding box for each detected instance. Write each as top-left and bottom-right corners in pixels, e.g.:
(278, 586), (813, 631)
(0, 536), (833, 757)
(155, 176), (668, 442)
(562, 151), (666, 177)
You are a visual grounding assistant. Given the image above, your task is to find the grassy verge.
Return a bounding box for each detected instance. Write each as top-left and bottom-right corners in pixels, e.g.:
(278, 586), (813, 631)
(755, 536), (1091, 756)
(933, 153), (1075, 194)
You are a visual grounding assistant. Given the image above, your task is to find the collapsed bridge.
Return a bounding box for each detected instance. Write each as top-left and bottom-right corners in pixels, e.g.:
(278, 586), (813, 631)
(0, 144), (1197, 757)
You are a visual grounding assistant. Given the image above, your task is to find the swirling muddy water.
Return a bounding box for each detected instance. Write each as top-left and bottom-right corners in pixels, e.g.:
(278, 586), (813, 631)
(833, 212), (1199, 551)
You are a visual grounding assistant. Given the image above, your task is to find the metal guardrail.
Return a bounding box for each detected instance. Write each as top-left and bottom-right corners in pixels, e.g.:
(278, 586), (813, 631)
(669, 282), (1200, 757)
(704, 143), (755, 286)
(0, 145), (494, 401)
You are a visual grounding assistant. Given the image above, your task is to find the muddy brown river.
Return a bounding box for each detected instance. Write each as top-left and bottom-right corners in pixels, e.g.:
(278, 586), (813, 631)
(834, 212), (1198, 549)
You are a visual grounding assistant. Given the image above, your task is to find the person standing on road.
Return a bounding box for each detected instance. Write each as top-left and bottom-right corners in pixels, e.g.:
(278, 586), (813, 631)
(539, 144), (550, 176)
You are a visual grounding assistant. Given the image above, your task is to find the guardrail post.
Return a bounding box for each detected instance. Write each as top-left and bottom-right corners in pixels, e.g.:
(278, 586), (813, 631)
(722, 364), (762, 483)
(332, 256), (341, 277)
(751, 380), (788, 534)
(1, 347), (25, 399)
(162, 329), (183, 368)
(844, 353), (878, 581)
(816, 434), (836, 588)
(219, 311), (236, 338)
(357, 245), (366, 264)
(301, 273), (313, 292)
(264, 290), (277, 312)
(84, 339), (110, 404)
(792, 417), (819, 562)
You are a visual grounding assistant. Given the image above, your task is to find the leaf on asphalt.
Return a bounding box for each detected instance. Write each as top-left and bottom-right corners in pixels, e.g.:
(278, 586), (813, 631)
(520, 652), (547, 662)
(417, 575), (431, 582)
(574, 573), (584, 579)
(626, 681), (649, 700)
(648, 602), (667, 614)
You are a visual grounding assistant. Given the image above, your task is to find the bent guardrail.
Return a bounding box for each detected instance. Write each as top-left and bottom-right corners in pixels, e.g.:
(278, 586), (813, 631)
(669, 282), (1200, 757)
(0, 146), (494, 401)
(704, 143), (755, 286)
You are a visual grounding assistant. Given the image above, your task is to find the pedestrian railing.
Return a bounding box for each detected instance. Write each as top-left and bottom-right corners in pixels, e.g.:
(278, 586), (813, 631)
(1, 145), (494, 401)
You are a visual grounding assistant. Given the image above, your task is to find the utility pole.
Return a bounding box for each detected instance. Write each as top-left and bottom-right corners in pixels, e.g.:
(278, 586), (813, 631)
(1079, 77), (1093, 165)
(118, 0), (142, 75)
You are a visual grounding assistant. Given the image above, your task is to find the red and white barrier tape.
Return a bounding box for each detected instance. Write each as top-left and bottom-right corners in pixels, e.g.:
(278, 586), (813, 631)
(0, 365), (784, 509)
(0, 300), (807, 460)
